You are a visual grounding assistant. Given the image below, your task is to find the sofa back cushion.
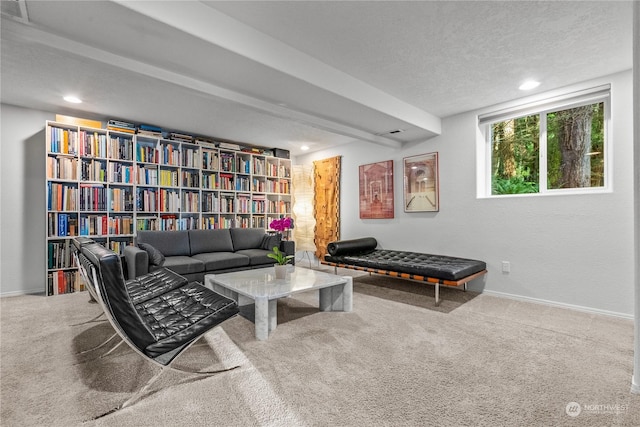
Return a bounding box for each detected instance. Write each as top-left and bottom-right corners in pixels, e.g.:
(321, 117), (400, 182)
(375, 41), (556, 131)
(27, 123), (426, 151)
(189, 229), (234, 255)
(260, 233), (282, 251)
(137, 230), (190, 257)
(230, 228), (265, 251)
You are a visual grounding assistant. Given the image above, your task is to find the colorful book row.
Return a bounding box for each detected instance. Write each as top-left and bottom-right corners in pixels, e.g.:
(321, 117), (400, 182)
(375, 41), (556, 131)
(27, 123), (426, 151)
(47, 270), (82, 295)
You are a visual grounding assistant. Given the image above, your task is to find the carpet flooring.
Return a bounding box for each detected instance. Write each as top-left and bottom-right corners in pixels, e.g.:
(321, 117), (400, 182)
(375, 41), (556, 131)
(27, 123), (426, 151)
(1, 268), (639, 426)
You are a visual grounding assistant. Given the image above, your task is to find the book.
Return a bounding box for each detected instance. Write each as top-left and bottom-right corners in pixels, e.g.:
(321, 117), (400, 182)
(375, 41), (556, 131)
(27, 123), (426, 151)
(47, 273), (54, 296)
(48, 243), (54, 269)
(219, 142), (241, 151)
(68, 217), (77, 236)
(108, 119), (136, 129)
(137, 130), (163, 138)
(195, 137), (216, 146)
(169, 132), (193, 142)
(58, 213), (67, 237)
(107, 126), (136, 134)
(55, 114), (102, 129)
(64, 239), (71, 267)
(57, 270), (65, 295)
(138, 124), (162, 132)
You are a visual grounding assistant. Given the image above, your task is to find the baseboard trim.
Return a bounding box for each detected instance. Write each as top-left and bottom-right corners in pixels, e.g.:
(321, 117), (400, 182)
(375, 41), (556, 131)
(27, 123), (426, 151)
(0, 288), (45, 298)
(481, 290), (633, 320)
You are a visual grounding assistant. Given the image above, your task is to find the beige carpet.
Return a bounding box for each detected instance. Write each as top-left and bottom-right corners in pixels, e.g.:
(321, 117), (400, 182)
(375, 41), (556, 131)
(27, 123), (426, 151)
(1, 268), (639, 426)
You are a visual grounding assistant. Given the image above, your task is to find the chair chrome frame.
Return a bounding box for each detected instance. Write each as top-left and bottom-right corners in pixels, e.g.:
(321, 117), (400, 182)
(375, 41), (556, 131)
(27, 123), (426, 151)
(72, 250), (121, 357)
(73, 241), (240, 420)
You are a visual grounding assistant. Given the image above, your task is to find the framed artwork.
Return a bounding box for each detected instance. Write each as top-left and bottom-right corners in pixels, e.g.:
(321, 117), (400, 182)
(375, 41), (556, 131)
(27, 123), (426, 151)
(403, 152), (439, 212)
(359, 160), (394, 219)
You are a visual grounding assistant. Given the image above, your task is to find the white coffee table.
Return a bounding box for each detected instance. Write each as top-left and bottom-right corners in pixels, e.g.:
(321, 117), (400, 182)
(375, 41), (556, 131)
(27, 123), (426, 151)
(205, 266), (353, 340)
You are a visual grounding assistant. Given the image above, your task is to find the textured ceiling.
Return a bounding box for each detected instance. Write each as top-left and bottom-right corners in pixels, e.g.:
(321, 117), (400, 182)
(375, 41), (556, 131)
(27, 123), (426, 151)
(0, 0), (633, 155)
(209, 0), (632, 117)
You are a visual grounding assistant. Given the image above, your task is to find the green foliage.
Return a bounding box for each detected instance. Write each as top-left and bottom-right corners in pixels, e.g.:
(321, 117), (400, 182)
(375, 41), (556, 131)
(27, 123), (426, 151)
(491, 114), (539, 184)
(267, 246), (294, 265)
(492, 176), (539, 195)
(491, 101), (605, 193)
(546, 102), (604, 189)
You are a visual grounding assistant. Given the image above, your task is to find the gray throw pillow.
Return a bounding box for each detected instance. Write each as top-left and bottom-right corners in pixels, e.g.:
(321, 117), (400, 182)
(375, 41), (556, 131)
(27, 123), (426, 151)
(138, 242), (166, 266)
(260, 234), (281, 251)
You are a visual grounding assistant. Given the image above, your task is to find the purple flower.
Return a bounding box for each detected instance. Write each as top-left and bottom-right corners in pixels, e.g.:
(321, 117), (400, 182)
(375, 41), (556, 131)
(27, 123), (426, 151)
(282, 217), (292, 229)
(269, 217), (293, 232)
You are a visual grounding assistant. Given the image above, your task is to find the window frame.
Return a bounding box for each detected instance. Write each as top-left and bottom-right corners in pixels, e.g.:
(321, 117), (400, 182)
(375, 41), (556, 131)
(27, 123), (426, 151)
(479, 86), (611, 198)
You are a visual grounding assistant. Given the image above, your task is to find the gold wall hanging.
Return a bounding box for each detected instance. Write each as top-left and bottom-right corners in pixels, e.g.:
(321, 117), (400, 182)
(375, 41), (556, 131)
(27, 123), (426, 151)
(313, 156), (341, 259)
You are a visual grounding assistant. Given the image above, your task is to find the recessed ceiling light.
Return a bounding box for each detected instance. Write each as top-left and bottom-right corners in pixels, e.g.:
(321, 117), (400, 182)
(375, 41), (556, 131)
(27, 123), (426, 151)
(300, 145), (309, 151)
(518, 80), (540, 91)
(63, 95), (82, 104)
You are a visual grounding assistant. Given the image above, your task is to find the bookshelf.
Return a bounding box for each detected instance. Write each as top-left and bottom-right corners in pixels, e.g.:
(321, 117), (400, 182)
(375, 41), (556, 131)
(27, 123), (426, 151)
(45, 120), (292, 295)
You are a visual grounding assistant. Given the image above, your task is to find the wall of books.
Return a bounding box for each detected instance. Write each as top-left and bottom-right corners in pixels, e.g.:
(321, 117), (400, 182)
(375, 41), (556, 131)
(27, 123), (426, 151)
(45, 120), (292, 295)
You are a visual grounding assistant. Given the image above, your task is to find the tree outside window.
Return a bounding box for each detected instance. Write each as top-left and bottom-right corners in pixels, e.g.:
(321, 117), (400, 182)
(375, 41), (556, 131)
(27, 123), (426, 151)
(490, 102), (605, 195)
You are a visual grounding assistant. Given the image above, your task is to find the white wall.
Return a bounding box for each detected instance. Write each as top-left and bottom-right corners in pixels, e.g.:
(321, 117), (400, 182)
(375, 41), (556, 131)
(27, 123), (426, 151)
(0, 70), (633, 316)
(296, 70), (634, 317)
(1, 105), (54, 295)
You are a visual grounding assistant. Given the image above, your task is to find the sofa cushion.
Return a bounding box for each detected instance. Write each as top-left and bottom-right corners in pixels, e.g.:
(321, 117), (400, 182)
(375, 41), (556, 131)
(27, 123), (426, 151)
(189, 229), (234, 255)
(191, 252), (250, 270)
(160, 256), (205, 276)
(137, 230), (190, 257)
(260, 233), (282, 251)
(230, 228), (265, 251)
(235, 249), (274, 266)
(138, 243), (166, 266)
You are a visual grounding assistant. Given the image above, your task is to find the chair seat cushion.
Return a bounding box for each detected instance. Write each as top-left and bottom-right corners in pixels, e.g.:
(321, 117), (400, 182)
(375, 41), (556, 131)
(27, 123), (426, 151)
(126, 268), (188, 305)
(134, 282), (239, 359)
(191, 252), (249, 270)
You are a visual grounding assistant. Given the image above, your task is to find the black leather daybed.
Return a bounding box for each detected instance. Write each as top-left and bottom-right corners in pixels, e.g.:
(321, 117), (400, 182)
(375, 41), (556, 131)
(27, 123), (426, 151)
(321, 237), (487, 306)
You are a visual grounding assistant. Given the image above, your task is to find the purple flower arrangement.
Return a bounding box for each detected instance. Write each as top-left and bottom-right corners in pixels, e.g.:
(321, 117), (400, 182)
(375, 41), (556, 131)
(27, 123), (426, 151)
(269, 217), (293, 232)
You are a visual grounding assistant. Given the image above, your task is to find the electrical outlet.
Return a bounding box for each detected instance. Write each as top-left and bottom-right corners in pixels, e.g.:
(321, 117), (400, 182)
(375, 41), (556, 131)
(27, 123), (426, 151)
(501, 261), (511, 273)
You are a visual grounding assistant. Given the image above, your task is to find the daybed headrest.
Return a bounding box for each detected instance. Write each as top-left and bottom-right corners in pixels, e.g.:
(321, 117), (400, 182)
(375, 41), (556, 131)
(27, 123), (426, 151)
(327, 237), (378, 256)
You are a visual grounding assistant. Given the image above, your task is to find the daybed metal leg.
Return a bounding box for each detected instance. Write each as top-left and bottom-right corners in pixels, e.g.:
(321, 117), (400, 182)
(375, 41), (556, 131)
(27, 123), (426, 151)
(464, 282), (468, 292)
(435, 284), (441, 306)
(334, 266), (338, 275)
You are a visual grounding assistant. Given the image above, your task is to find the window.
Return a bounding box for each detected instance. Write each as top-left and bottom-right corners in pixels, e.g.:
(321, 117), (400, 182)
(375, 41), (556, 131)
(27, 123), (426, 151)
(479, 86), (610, 196)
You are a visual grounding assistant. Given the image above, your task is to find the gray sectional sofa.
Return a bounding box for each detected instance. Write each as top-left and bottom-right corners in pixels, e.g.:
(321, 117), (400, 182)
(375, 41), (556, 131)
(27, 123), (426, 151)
(124, 228), (295, 282)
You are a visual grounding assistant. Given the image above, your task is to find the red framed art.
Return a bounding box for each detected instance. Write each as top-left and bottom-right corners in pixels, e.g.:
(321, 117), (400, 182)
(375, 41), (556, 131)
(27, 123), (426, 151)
(359, 160), (394, 219)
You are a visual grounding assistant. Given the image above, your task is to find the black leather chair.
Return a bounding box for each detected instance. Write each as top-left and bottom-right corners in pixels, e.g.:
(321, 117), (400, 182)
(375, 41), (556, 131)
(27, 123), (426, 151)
(71, 237), (122, 357)
(73, 238), (240, 418)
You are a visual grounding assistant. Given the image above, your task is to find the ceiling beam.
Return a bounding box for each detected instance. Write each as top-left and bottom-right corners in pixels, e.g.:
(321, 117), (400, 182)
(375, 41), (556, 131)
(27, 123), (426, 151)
(113, 0), (442, 136)
(2, 18), (403, 149)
